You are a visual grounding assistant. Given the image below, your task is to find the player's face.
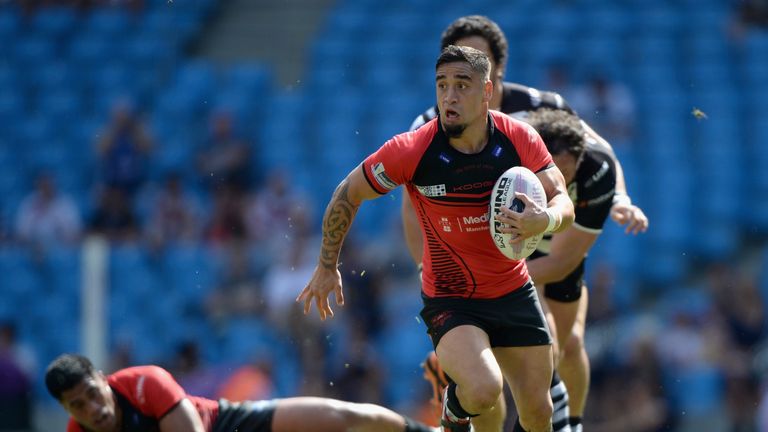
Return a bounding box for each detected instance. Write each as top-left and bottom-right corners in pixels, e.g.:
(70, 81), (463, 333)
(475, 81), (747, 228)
(436, 61), (491, 138)
(60, 373), (118, 432)
(552, 152), (578, 184)
(454, 36), (503, 85)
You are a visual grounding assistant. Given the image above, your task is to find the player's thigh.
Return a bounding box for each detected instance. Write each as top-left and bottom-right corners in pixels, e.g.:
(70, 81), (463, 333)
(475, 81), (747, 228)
(271, 397), (403, 432)
(435, 325), (501, 390)
(572, 285), (588, 338)
(493, 344), (553, 411)
(547, 294), (582, 349)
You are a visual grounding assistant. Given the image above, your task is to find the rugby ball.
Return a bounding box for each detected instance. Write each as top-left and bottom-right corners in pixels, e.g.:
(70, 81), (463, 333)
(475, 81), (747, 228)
(489, 166), (547, 260)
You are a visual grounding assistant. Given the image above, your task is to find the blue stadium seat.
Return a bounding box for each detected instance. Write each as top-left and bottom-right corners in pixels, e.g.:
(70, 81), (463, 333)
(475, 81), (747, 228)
(223, 63), (272, 95)
(84, 8), (133, 38)
(123, 34), (174, 69)
(583, 8), (635, 36)
(37, 89), (84, 129)
(161, 245), (217, 304)
(31, 61), (78, 93)
(220, 317), (280, 362)
(31, 7), (78, 39)
(0, 9), (20, 47)
(635, 5), (683, 36)
(14, 35), (57, 67)
(68, 35), (114, 68)
(0, 87), (24, 129)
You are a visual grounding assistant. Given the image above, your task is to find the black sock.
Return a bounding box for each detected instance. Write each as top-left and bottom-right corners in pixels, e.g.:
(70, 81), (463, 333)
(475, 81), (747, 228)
(550, 370), (560, 387)
(403, 415), (433, 432)
(513, 417), (527, 432)
(569, 416), (582, 429)
(446, 382), (476, 419)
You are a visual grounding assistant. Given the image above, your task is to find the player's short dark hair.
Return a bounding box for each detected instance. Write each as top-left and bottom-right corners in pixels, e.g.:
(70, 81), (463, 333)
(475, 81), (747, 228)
(441, 15), (508, 72)
(526, 108), (586, 158)
(45, 354), (95, 400)
(436, 45), (491, 81)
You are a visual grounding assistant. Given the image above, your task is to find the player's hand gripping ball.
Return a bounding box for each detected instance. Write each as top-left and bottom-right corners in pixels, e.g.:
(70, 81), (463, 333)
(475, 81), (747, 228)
(489, 166), (547, 260)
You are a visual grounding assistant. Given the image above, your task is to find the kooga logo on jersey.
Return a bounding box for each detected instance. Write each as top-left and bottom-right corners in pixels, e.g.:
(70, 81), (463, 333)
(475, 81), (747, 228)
(453, 180), (495, 192)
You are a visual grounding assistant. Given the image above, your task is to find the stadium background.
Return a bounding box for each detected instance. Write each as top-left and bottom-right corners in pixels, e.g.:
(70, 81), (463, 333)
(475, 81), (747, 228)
(0, 0), (767, 430)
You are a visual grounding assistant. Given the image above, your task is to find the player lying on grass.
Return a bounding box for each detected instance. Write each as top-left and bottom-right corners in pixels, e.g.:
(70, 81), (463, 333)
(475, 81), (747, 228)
(46, 353), (438, 432)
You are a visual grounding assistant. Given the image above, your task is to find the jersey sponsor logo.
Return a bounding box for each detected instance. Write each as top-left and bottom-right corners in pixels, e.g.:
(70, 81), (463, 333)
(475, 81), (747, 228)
(416, 183), (447, 197)
(136, 375), (146, 405)
(462, 212), (489, 225)
(452, 180), (495, 192)
(439, 152), (452, 164)
(371, 162), (397, 190)
(492, 145), (503, 157)
(585, 161), (610, 187)
(578, 189), (615, 208)
(460, 212), (490, 232)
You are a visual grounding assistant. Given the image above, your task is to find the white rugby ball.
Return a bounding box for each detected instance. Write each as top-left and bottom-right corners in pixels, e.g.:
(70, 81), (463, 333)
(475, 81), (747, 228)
(489, 166), (547, 260)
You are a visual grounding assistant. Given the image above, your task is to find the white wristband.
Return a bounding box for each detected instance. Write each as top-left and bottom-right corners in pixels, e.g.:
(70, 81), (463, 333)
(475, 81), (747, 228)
(545, 208), (558, 233)
(613, 193), (631, 207)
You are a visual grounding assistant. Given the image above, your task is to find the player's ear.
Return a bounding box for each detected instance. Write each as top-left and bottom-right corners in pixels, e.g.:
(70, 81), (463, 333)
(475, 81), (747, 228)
(484, 79), (493, 102)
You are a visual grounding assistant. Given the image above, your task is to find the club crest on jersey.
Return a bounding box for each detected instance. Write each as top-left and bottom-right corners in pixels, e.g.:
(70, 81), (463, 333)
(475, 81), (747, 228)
(416, 184), (447, 197)
(371, 162), (397, 190)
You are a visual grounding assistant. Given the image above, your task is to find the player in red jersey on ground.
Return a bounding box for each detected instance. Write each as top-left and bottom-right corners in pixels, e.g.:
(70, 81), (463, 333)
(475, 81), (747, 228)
(46, 353), (438, 432)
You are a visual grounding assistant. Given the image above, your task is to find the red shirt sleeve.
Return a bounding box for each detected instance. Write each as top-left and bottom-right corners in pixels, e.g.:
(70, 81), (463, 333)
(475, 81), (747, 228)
(66, 419), (82, 432)
(492, 111), (553, 173)
(362, 119), (436, 194)
(108, 366), (187, 418)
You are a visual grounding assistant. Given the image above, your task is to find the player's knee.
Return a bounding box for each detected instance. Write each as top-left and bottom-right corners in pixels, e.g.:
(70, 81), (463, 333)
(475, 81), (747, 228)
(564, 330), (584, 358)
(461, 377), (503, 413)
(519, 397), (553, 431)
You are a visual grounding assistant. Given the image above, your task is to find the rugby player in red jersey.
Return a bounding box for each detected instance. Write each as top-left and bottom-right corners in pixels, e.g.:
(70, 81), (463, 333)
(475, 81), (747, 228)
(407, 16), (649, 432)
(299, 45), (574, 432)
(46, 353), (438, 432)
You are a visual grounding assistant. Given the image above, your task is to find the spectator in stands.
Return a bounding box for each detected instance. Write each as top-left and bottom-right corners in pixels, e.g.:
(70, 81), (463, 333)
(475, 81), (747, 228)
(96, 99), (153, 197)
(205, 186), (247, 245)
(196, 110), (252, 193)
(205, 243), (264, 324)
(0, 321), (34, 431)
(731, 0), (768, 36)
(169, 341), (221, 400)
(145, 172), (202, 250)
(15, 172), (82, 248)
(244, 168), (310, 252)
(217, 359), (275, 402)
(569, 72), (636, 147)
(87, 185), (140, 242)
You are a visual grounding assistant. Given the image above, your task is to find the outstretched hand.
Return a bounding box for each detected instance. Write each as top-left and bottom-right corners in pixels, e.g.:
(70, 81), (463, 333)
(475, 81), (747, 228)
(611, 202), (649, 235)
(496, 192), (548, 244)
(296, 265), (345, 320)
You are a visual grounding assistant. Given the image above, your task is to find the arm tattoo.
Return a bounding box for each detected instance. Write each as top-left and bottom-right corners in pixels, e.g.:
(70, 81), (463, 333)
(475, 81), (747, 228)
(320, 180), (359, 269)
